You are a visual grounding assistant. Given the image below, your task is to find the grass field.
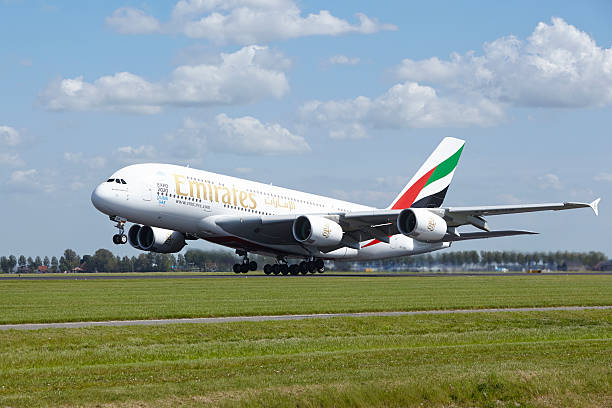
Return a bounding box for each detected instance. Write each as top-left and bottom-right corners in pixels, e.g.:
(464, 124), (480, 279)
(0, 275), (611, 324)
(0, 310), (610, 407)
(1, 275), (610, 407)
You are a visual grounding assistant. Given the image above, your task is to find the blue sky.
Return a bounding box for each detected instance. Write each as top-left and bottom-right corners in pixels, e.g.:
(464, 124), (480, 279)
(1, 0), (611, 258)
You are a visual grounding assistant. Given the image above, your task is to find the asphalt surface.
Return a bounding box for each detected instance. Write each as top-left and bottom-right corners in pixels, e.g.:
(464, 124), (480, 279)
(1, 305), (610, 331)
(1, 271), (611, 280)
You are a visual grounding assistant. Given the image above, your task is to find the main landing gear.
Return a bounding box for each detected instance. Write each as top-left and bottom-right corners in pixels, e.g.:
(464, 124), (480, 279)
(263, 258), (325, 276)
(233, 250), (257, 274)
(111, 216), (128, 245)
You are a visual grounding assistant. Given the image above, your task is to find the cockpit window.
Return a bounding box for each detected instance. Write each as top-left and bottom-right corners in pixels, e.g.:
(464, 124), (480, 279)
(107, 179), (114, 182)
(115, 179), (121, 183)
(121, 179), (127, 184)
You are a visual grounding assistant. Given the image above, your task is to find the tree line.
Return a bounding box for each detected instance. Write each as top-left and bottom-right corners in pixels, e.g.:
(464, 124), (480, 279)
(0, 248), (264, 273)
(0, 249), (608, 273)
(336, 250), (607, 271)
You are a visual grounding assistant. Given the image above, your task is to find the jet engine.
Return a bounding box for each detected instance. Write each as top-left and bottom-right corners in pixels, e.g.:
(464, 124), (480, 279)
(292, 215), (343, 247)
(128, 224), (142, 250)
(135, 225), (186, 253)
(397, 208), (447, 242)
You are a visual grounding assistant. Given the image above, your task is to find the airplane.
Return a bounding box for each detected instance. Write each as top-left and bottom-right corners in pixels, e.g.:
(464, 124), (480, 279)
(91, 137), (600, 275)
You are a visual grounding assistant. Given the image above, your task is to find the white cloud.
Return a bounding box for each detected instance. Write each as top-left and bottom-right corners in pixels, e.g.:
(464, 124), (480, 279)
(64, 152), (107, 169)
(0, 152), (25, 167)
(538, 173), (563, 190)
(302, 18), (612, 137)
(213, 113), (310, 155)
(9, 168), (37, 184)
(5, 169), (55, 194)
(105, 7), (161, 34)
(496, 193), (525, 205)
(328, 55), (360, 65)
(0, 126), (21, 146)
(115, 145), (157, 160)
(106, 0), (396, 45)
(394, 18), (612, 108)
(70, 181), (86, 191)
(40, 46), (289, 113)
(594, 172), (612, 182)
(166, 114), (310, 157)
(300, 81), (504, 138)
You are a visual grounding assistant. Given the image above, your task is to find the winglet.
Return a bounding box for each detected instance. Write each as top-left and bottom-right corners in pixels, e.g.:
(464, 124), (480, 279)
(590, 198), (601, 216)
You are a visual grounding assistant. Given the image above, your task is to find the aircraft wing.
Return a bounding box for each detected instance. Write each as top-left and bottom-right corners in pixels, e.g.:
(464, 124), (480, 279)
(441, 199), (600, 229)
(208, 198), (599, 249)
(445, 200), (599, 217)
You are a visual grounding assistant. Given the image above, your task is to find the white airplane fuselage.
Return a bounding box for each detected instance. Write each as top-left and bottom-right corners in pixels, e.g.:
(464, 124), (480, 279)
(91, 163), (448, 260)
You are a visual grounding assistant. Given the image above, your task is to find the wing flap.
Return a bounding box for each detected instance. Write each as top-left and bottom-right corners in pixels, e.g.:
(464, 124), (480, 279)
(435, 230), (538, 242)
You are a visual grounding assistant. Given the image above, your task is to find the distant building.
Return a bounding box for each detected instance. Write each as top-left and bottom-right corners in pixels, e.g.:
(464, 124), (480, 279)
(37, 265), (48, 273)
(558, 261), (586, 271)
(595, 260), (612, 271)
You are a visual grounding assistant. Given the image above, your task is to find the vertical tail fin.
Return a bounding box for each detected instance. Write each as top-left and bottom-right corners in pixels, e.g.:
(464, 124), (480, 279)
(388, 137), (465, 209)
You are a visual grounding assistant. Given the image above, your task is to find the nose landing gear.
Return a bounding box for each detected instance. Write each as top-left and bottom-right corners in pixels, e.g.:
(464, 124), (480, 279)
(110, 216), (128, 245)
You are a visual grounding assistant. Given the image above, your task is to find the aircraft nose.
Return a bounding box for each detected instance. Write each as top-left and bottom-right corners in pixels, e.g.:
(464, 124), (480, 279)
(91, 183), (111, 214)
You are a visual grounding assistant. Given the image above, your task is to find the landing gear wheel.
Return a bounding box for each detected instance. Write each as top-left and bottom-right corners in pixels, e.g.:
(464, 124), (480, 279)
(280, 264), (289, 275)
(249, 261), (258, 271)
(317, 267), (325, 273)
(240, 263), (249, 273)
(233, 264), (241, 274)
(264, 264), (272, 275)
(299, 261), (308, 275)
(307, 261), (316, 274)
(112, 234), (127, 245)
(314, 259), (324, 270)
(272, 264), (281, 275)
(289, 264), (299, 275)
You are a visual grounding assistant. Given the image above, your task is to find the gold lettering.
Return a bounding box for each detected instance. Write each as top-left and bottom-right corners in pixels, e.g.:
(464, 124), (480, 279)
(189, 180), (208, 199)
(174, 174), (188, 197)
(221, 187), (231, 204)
(248, 192), (257, 209)
(232, 186), (238, 206)
(239, 191), (248, 207)
(207, 183), (213, 201)
(213, 185), (221, 202)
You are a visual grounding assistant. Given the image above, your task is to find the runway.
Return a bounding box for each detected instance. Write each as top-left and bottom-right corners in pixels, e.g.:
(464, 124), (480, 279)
(1, 305), (610, 331)
(1, 271), (611, 280)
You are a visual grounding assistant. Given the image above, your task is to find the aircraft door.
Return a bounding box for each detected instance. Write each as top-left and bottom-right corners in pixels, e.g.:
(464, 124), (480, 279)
(143, 183), (153, 201)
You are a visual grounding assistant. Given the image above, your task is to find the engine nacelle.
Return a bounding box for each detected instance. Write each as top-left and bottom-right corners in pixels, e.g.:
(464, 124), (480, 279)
(137, 225), (186, 253)
(292, 215), (343, 247)
(397, 208), (447, 242)
(128, 224), (142, 250)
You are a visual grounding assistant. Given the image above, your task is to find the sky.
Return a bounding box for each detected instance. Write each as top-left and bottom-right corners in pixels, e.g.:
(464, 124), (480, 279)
(1, 0), (611, 259)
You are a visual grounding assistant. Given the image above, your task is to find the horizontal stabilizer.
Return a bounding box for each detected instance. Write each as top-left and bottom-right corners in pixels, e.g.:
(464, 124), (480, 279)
(436, 230), (538, 242)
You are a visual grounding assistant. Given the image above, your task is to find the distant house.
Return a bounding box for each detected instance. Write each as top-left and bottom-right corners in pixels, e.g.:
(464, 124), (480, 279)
(595, 260), (612, 271)
(72, 266), (86, 273)
(558, 261), (586, 271)
(37, 265), (48, 273)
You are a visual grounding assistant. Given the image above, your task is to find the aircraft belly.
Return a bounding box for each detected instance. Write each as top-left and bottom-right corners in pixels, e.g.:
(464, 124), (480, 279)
(204, 235), (310, 257)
